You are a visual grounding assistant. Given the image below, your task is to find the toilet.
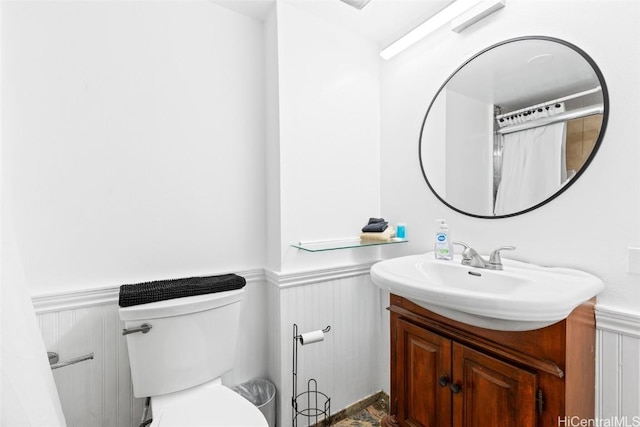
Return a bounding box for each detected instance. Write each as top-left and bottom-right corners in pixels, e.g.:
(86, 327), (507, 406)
(119, 288), (268, 427)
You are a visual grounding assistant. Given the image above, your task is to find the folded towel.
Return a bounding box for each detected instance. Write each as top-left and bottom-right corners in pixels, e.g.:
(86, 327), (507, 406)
(362, 221), (388, 232)
(118, 274), (246, 307)
(361, 217), (389, 232)
(361, 226), (396, 242)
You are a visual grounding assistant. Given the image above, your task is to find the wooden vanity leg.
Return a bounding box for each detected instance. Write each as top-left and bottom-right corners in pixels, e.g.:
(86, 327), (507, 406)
(381, 414), (399, 427)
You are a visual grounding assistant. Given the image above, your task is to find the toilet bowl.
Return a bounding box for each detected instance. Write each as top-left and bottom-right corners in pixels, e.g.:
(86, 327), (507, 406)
(119, 288), (268, 426)
(150, 379), (266, 427)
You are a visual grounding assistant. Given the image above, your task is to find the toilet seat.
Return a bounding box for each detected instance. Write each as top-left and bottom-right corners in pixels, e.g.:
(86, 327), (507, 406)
(150, 382), (268, 427)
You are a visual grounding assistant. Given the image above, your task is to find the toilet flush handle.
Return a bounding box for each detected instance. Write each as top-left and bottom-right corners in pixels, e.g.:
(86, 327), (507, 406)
(122, 323), (153, 336)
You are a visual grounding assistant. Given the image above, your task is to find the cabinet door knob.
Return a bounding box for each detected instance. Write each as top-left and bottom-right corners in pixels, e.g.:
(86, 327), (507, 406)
(450, 383), (462, 394)
(438, 375), (451, 387)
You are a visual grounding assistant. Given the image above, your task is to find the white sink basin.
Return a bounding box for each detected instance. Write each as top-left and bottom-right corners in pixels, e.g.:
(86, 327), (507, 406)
(370, 252), (605, 331)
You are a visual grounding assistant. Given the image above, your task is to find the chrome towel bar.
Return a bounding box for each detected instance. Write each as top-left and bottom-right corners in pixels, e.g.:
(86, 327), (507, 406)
(48, 352), (94, 370)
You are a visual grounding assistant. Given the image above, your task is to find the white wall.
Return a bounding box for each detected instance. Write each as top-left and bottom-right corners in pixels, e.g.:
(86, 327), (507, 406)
(265, 3), (388, 425)
(265, 6), (283, 272)
(380, 0), (639, 313)
(380, 0), (640, 420)
(2, 0), (266, 296)
(269, 0), (382, 273)
(3, 1), (388, 425)
(1, 1), (270, 423)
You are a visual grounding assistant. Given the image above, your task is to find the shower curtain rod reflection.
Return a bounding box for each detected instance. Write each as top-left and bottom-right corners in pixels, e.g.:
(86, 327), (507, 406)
(497, 104), (604, 135)
(496, 86), (602, 120)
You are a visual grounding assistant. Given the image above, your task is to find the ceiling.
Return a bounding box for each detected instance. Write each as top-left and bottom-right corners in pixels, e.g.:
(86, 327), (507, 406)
(211, 0), (454, 47)
(211, 0), (276, 21)
(209, 1), (602, 113)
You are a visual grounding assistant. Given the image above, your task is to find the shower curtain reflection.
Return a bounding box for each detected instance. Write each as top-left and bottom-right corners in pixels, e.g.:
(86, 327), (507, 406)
(494, 104), (567, 215)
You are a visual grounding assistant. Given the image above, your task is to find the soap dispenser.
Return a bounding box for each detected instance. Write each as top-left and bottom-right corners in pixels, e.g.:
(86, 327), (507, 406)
(434, 219), (453, 260)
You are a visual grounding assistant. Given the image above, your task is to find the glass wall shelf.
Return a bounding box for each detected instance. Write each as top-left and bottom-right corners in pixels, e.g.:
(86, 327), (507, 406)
(291, 238), (408, 252)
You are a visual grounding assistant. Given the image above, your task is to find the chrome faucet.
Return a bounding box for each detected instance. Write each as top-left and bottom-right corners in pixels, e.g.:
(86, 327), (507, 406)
(453, 241), (515, 270)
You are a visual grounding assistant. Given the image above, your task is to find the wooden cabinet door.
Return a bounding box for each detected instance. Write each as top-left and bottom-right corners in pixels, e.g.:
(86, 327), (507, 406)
(395, 319), (452, 427)
(452, 343), (537, 427)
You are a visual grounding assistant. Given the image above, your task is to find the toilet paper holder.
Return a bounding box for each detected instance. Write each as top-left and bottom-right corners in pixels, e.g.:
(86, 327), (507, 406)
(292, 323), (331, 426)
(293, 325), (331, 345)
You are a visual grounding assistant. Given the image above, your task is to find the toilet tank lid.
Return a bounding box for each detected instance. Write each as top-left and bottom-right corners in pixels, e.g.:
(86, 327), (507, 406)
(119, 288), (244, 321)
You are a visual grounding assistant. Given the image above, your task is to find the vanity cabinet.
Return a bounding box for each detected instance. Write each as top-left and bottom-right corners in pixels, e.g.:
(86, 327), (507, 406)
(389, 294), (596, 427)
(395, 319), (536, 427)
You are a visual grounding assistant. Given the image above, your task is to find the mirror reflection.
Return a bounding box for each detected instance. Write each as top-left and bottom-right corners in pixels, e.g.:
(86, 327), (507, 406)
(419, 36), (608, 218)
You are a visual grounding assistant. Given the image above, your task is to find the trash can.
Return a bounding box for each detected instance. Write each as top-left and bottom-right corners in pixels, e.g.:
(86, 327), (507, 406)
(232, 378), (276, 427)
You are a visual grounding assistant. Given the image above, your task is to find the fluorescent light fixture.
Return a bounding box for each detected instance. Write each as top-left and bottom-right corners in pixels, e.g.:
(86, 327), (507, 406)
(380, 0), (481, 60)
(380, 0), (506, 60)
(450, 0), (505, 33)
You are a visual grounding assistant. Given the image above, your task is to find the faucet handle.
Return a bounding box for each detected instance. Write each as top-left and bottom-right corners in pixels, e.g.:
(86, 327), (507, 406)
(489, 246), (516, 265)
(453, 241), (478, 261)
(452, 241), (470, 252)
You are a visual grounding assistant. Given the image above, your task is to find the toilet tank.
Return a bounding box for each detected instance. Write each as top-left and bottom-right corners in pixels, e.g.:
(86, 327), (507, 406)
(119, 289), (244, 398)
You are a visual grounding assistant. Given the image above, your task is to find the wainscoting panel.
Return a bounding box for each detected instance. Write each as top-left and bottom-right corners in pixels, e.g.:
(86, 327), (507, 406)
(267, 264), (388, 427)
(33, 269), (266, 427)
(31, 269), (639, 427)
(596, 306), (640, 420)
(37, 302), (143, 427)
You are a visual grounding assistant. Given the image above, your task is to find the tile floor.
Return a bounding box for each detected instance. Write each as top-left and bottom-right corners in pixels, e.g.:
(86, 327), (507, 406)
(330, 397), (388, 427)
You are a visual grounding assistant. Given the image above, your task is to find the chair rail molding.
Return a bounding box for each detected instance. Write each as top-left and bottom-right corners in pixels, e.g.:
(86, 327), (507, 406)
(265, 261), (378, 289)
(31, 268), (266, 314)
(595, 304), (640, 338)
(595, 304), (640, 420)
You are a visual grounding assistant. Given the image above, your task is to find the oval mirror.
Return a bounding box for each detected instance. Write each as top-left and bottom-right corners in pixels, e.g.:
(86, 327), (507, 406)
(419, 36), (608, 218)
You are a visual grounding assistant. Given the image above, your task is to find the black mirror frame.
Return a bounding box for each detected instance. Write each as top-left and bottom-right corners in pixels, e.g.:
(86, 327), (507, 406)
(418, 36), (609, 219)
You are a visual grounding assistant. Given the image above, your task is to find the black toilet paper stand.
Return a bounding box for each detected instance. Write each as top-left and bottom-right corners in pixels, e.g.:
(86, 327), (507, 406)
(292, 323), (331, 427)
